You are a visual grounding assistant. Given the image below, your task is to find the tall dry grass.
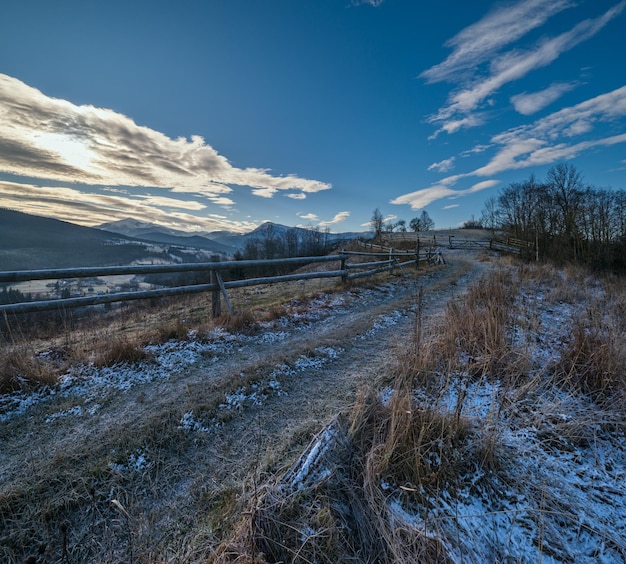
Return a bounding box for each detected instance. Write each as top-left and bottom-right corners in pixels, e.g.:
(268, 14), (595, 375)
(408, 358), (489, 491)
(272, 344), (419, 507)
(0, 278), (350, 394)
(209, 268), (522, 563)
(210, 262), (626, 562)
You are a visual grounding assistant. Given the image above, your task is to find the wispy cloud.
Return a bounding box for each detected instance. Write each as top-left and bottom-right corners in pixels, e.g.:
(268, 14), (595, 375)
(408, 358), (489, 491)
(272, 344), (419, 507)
(424, 1), (626, 136)
(0, 179), (255, 232)
(391, 180), (498, 210)
(421, 0), (574, 84)
(475, 85), (626, 175)
(297, 212), (319, 222)
(351, 0), (385, 6)
(393, 85), (626, 209)
(319, 211), (350, 226)
(0, 74), (331, 215)
(511, 82), (579, 115)
(442, 204), (460, 209)
(428, 157), (456, 173)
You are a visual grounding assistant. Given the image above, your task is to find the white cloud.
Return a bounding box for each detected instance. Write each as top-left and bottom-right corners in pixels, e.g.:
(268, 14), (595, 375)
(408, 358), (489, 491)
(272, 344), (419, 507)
(475, 85), (626, 175)
(395, 86), (626, 210)
(421, 0), (574, 84)
(390, 180), (499, 210)
(351, 0), (385, 6)
(138, 195), (206, 210)
(442, 204), (460, 209)
(424, 1), (626, 135)
(428, 114), (485, 139)
(460, 144), (491, 157)
(207, 196), (236, 206)
(0, 74), (332, 206)
(391, 185), (461, 210)
(250, 188), (277, 198)
(298, 212), (319, 222)
(319, 211), (350, 226)
(511, 82), (578, 115)
(0, 180), (255, 232)
(428, 157), (456, 173)
(287, 193), (307, 200)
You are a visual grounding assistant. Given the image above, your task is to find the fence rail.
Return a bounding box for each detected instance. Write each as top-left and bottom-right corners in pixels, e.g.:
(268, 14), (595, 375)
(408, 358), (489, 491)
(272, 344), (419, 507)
(374, 231), (534, 255)
(0, 249), (444, 317)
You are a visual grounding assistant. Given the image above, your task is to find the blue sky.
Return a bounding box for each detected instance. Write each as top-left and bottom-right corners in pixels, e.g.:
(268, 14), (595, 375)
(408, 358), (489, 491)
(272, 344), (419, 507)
(0, 0), (625, 234)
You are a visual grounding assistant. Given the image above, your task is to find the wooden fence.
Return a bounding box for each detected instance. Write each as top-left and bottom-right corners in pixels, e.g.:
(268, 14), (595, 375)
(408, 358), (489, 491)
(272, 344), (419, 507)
(380, 231), (534, 256)
(0, 248), (443, 317)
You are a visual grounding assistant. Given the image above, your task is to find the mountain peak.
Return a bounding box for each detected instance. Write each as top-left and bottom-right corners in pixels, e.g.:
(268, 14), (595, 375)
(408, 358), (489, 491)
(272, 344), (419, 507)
(98, 218), (157, 231)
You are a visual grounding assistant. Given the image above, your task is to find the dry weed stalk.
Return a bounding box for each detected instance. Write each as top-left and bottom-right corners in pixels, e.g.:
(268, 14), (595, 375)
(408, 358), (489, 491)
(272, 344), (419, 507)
(555, 309), (626, 404)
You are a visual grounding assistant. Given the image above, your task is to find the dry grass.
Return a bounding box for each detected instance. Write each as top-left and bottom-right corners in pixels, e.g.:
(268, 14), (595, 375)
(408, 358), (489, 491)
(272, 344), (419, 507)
(4, 257), (626, 562)
(90, 335), (152, 367)
(210, 392), (458, 563)
(209, 269), (521, 563)
(0, 276), (350, 394)
(555, 306), (626, 403)
(211, 262), (626, 562)
(0, 345), (58, 394)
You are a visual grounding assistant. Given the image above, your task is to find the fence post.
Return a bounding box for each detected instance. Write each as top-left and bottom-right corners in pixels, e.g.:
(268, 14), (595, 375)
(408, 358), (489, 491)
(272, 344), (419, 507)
(340, 253), (347, 284)
(389, 247), (394, 277)
(210, 258), (221, 318)
(415, 238), (420, 269)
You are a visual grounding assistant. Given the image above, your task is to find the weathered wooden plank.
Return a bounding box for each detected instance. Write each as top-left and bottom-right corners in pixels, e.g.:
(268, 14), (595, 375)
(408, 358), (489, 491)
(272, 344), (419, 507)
(0, 254), (347, 283)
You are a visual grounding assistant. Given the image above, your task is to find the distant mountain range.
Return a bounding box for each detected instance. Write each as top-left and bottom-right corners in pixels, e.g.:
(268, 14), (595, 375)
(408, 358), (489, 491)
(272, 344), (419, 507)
(0, 208), (370, 271)
(96, 218), (369, 253)
(97, 218), (237, 255)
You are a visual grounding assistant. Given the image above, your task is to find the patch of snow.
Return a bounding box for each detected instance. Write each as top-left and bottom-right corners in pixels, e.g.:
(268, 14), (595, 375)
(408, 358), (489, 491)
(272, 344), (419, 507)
(258, 331), (290, 344)
(380, 386), (394, 406)
(290, 422), (339, 491)
(382, 270), (626, 563)
(178, 412), (211, 433)
(45, 404), (84, 423)
(363, 309), (405, 338)
(109, 449), (152, 474)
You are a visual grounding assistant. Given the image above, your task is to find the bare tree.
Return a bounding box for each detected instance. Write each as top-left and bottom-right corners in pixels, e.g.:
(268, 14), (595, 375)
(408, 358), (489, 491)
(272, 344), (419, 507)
(481, 196), (499, 233)
(371, 208), (384, 238)
(409, 211), (434, 232)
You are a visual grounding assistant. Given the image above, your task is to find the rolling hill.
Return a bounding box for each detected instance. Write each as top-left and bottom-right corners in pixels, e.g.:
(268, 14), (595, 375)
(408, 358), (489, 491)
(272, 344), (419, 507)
(0, 209), (164, 270)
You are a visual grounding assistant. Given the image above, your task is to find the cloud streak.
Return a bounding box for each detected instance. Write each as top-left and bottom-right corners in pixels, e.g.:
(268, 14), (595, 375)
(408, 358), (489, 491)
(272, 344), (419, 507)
(421, 0), (574, 84)
(319, 211), (350, 227)
(428, 157), (456, 173)
(0, 74), (332, 213)
(394, 85), (626, 209)
(424, 1), (626, 136)
(0, 179), (253, 232)
(511, 82), (579, 115)
(392, 180), (499, 210)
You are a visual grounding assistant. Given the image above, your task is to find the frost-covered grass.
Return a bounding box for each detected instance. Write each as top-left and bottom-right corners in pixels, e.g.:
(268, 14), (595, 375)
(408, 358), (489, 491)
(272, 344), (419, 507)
(214, 263), (626, 563)
(0, 272), (420, 562)
(375, 264), (626, 562)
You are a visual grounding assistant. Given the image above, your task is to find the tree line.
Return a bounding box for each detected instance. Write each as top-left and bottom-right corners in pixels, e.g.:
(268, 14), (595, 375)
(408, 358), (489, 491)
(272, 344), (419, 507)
(370, 208), (435, 239)
(479, 163), (626, 270)
(233, 224), (332, 262)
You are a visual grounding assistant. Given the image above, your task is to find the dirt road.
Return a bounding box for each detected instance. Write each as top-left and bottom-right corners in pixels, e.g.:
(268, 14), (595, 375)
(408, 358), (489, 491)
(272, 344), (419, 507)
(0, 251), (491, 562)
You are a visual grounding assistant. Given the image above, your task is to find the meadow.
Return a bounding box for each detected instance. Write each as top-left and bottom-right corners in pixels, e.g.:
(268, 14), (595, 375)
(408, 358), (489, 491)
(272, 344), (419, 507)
(1, 250), (625, 563)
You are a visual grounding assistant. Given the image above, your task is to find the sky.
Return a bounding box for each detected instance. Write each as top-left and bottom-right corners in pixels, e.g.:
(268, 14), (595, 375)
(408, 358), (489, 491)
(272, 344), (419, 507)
(0, 0), (625, 235)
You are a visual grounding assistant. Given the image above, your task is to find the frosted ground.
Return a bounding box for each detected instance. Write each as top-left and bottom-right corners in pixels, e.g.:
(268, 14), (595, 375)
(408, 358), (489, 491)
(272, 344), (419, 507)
(1, 256), (625, 562)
